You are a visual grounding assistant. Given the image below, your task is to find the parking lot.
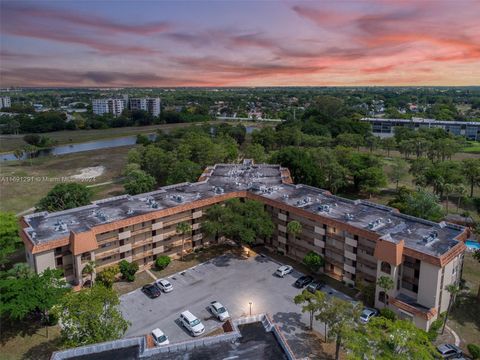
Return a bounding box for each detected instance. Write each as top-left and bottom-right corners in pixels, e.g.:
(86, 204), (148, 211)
(120, 253), (352, 358)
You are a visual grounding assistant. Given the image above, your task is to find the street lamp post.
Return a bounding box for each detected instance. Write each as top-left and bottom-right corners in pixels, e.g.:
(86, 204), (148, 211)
(249, 302), (252, 316)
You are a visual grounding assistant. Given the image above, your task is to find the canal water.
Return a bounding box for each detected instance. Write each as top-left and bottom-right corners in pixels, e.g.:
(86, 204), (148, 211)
(1, 126), (258, 162)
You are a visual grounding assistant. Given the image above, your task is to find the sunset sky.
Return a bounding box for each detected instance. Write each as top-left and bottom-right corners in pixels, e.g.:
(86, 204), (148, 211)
(1, 0), (479, 87)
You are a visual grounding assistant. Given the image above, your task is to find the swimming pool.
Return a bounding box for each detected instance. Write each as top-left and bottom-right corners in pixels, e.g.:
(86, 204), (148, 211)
(466, 240), (480, 250)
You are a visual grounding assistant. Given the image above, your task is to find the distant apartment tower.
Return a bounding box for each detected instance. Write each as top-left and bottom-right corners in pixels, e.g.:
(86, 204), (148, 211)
(129, 97), (161, 117)
(0, 96), (11, 109)
(92, 98), (125, 117)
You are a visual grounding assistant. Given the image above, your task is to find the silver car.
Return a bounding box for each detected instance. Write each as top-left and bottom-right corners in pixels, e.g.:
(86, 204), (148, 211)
(155, 279), (173, 293)
(208, 301), (230, 321)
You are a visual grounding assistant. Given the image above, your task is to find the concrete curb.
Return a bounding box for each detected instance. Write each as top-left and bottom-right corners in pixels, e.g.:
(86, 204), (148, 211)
(445, 324), (461, 346)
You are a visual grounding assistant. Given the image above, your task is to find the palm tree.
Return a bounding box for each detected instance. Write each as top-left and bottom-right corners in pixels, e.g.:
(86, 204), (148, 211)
(176, 222), (192, 261)
(376, 275), (394, 308)
(454, 185), (466, 212)
(287, 220), (302, 242)
(442, 284), (460, 334)
(82, 261), (96, 287)
(443, 183), (454, 214)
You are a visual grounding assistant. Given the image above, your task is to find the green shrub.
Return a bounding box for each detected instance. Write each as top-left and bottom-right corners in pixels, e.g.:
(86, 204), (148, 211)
(380, 308), (397, 321)
(427, 314), (445, 341)
(119, 260), (139, 282)
(468, 344), (480, 359)
(155, 255), (171, 270)
(303, 251), (325, 272)
(96, 265), (119, 288)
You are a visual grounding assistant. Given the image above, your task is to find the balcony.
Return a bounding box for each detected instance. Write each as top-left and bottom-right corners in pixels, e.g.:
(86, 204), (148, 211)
(118, 230), (131, 240)
(390, 293), (437, 320)
(96, 246), (120, 259)
(278, 213), (287, 221)
(314, 226), (325, 235)
(344, 250), (357, 261)
(163, 216), (191, 228)
(344, 263), (356, 274)
(314, 238), (325, 248)
(345, 237), (358, 247)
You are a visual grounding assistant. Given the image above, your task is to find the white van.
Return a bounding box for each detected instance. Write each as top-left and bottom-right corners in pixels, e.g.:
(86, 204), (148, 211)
(179, 310), (205, 336)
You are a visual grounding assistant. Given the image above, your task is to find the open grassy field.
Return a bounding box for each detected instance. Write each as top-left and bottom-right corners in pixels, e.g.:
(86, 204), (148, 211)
(448, 251), (480, 351)
(0, 146), (130, 214)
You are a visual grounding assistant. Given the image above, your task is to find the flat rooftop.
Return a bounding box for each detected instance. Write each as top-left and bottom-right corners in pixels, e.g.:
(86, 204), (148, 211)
(23, 162), (464, 258)
(361, 117), (480, 126)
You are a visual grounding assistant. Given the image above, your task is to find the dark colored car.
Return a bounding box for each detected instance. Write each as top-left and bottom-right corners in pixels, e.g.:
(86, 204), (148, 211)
(436, 344), (463, 359)
(306, 280), (325, 293)
(142, 284), (161, 298)
(294, 275), (314, 288)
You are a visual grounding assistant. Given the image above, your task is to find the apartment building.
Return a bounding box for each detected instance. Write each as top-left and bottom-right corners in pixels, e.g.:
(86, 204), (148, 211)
(20, 162), (467, 330)
(361, 117), (480, 141)
(129, 97), (161, 117)
(0, 96), (11, 109)
(92, 98), (126, 117)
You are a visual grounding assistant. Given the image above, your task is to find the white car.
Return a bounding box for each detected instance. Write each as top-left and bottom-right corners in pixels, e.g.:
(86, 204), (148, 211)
(155, 279), (173, 293)
(275, 265), (293, 277)
(208, 301), (230, 321)
(359, 308), (379, 324)
(179, 310), (205, 337)
(151, 328), (169, 346)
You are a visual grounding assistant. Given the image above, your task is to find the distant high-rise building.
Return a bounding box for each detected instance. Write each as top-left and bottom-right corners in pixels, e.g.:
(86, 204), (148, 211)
(129, 97), (161, 117)
(0, 96), (11, 109)
(146, 97), (161, 117)
(92, 98), (125, 117)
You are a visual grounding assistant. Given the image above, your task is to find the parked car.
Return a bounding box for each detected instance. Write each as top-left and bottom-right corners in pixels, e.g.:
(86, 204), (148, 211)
(359, 308), (379, 324)
(142, 284), (161, 299)
(208, 301), (230, 321)
(155, 279), (173, 293)
(275, 265), (293, 277)
(306, 280), (325, 293)
(436, 344), (463, 359)
(151, 328), (169, 346)
(294, 275), (314, 288)
(179, 310), (205, 336)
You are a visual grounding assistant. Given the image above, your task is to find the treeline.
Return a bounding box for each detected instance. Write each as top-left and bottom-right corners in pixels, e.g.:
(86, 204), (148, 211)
(124, 124), (246, 194)
(0, 106), (213, 135)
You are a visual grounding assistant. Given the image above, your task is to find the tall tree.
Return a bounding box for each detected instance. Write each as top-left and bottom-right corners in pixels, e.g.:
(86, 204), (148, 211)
(345, 317), (437, 359)
(55, 285), (130, 347)
(287, 220), (302, 243)
(303, 251), (325, 273)
(123, 168), (156, 195)
(293, 289), (326, 330)
(441, 284), (460, 335)
(317, 297), (362, 360)
(376, 276), (394, 308)
(176, 222), (192, 261)
(0, 211), (22, 268)
(389, 158), (408, 190)
(37, 183), (92, 211)
(462, 159), (480, 197)
(82, 261), (96, 288)
(0, 268), (68, 338)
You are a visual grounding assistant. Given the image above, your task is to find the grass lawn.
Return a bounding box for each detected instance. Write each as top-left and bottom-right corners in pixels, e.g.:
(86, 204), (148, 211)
(0, 319), (62, 360)
(462, 141), (480, 154)
(0, 146), (130, 214)
(149, 244), (244, 279)
(113, 270), (155, 296)
(448, 252), (480, 350)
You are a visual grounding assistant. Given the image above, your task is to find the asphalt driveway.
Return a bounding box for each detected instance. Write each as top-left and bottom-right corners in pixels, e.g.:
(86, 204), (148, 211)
(120, 253), (352, 358)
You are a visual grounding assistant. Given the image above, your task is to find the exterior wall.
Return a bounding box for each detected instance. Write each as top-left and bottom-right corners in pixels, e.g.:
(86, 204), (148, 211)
(34, 250), (56, 273)
(417, 261), (441, 309)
